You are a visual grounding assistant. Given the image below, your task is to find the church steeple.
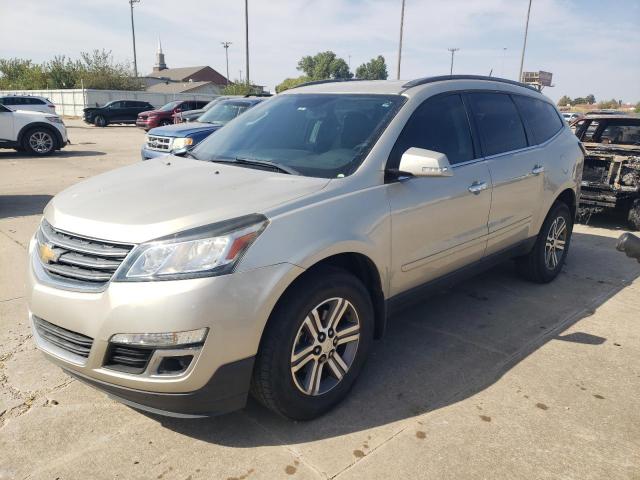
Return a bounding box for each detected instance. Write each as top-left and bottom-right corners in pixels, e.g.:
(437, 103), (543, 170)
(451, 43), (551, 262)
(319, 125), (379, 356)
(153, 37), (167, 72)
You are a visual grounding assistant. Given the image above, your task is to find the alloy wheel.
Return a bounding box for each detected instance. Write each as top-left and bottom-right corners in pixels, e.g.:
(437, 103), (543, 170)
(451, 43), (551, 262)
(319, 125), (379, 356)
(290, 297), (360, 396)
(29, 131), (53, 154)
(545, 216), (567, 270)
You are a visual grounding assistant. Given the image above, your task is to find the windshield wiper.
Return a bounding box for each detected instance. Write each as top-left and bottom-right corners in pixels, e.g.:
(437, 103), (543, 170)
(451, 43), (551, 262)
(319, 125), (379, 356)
(234, 157), (300, 175)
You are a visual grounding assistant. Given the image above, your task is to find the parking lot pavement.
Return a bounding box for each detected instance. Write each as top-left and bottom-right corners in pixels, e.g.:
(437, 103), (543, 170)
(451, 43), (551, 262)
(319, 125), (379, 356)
(1, 120), (639, 479)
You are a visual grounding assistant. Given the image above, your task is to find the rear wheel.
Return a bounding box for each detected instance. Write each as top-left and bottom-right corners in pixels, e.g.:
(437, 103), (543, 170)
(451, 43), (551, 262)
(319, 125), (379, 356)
(517, 201), (573, 283)
(22, 128), (57, 155)
(251, 268), (374, 420)
(94, 115), (107, 127)
(628, 199), (640, 231)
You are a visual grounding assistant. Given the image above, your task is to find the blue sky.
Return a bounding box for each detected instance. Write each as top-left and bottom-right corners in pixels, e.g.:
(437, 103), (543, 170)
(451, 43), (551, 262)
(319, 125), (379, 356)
(0, 0), (638, 103)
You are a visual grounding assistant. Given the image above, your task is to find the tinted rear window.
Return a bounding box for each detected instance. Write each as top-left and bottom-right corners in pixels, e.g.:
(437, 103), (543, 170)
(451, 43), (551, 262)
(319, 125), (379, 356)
(513, 96), (563, 144)
(467, 93), (528, 156)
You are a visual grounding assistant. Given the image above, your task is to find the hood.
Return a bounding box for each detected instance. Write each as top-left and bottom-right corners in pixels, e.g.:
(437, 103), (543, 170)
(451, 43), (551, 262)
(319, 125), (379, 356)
(45, 156), (330, 244)
(14, 109), (55, 118)
(139, 109), (167, 117)
(148, 122), (220, 138)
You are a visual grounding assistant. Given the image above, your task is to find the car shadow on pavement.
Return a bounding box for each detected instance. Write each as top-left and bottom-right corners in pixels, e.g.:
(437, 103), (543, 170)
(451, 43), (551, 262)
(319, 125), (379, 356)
(0, 195), (52, 219)
(0, 150), (106, 159)
(151, 230), (639, 446)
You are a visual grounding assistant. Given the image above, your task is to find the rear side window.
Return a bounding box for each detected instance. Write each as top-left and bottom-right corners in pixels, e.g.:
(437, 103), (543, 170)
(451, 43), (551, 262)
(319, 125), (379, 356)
(467, 92), (528, 156)
(389, 93), (475, 167)
(27, 98), (45, 105)
(513, 96), (563, 144)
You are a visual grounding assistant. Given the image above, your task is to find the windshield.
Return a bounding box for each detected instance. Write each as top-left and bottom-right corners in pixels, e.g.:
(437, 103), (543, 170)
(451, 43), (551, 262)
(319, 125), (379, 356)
(192, 94), (404, 178)
(198, 101), (253, 125)
(159, 101), (182, 112)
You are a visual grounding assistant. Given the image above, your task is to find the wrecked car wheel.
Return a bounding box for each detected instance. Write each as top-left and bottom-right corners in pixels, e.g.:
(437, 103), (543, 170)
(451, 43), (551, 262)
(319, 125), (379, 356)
(517, 202), (573, 283)
(628, 200), (640, 231)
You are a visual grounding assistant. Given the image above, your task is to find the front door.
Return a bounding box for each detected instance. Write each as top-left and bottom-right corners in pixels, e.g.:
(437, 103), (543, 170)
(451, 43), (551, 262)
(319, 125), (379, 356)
(386, 93), (492, 296)
(0, 106), (15, 144)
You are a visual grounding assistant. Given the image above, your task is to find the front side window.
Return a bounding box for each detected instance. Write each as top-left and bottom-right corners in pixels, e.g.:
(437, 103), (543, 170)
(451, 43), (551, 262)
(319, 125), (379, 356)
(513, 95), (563, 145)
(388, 94), (474, 169)
(159, 101), (181, 112)
(109, 101), (124, 109)
(192, 94), (405, 178)
(467, 92), (528, 156)
(595, 122), (640, 145)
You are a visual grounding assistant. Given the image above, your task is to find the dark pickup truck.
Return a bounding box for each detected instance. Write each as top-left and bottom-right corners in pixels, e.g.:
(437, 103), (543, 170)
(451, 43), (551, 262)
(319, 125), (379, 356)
(574, 115), (640, 229)
(83, 100), (154, 127)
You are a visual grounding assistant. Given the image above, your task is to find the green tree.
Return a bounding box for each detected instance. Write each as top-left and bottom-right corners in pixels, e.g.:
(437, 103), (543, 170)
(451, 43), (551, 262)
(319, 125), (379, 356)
(297, 51), (352, 80)
(557, 95), (572, 107)
(275, 76), (310, 93)
(635, 102), (640, 114)
(221, 81), (257, 96)
(355, 55), (388, 80)
(597, 98), (620, 109)
(585, 94), (596, 104)
(572, 97), (587, 105)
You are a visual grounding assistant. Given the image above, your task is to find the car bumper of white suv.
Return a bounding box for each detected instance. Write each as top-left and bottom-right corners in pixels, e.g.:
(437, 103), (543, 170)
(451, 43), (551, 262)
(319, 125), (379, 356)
(26, 234), (303, 417)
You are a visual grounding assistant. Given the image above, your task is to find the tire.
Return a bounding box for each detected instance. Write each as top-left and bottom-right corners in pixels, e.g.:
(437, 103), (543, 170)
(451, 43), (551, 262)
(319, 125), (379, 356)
(22, 127), (57, 156)
(517, 201), (573, 283)
(628, 199), (640, 231)
(251, 267), (374, 420)
(94, 115), (107, 127)
(159, 119), (172, 127)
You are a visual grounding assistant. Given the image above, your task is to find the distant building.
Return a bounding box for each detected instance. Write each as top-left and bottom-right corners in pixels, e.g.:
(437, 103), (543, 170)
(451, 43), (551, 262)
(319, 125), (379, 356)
(142, 39), (229, 95)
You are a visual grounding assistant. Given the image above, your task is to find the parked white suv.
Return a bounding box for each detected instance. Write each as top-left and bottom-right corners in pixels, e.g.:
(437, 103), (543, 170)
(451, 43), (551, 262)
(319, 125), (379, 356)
(0, 104), (68, 155)
(0, 95), (56, 114)
(26, 76), (582, 420)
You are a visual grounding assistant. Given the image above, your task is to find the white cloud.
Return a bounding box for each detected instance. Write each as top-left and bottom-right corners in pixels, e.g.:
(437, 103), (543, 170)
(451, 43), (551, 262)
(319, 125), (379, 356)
(0, 0), (638, 102)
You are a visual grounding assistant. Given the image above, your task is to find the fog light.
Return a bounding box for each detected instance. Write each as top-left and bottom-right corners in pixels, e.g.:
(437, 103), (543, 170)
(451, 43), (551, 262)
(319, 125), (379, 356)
(110, 328), (208, 347)
(157, 355), (194, 374)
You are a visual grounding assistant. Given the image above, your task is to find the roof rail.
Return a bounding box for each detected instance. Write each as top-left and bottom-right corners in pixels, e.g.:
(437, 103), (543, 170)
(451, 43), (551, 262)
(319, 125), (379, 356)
(402, 75), (538, 91)
(290, 78), (366, 90)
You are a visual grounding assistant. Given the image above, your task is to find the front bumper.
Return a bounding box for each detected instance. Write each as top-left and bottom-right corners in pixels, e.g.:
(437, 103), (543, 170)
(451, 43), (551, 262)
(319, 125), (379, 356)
(140, 146), (170, 160)
(26, 236), (303, 415)
(136, 119), (157, 130)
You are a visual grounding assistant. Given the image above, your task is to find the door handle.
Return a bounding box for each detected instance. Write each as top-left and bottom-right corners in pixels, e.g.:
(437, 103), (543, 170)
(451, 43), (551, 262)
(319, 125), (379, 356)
(468, 181), (488, 195)
(531, 165), (545, 175)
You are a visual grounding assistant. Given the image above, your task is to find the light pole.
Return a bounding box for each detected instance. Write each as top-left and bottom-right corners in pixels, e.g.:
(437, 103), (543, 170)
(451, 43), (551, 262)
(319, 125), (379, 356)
(221, 42), (232, 85)
(244, 0), (250, 87)
(396, 0), (406, 80)
(518, 0), (533, 82)
(129, 0), (140, 78)
(448, 48), (459, 75)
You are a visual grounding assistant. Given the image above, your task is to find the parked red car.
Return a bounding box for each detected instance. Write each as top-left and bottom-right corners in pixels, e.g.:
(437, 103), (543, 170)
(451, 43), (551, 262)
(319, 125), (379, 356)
(136, 100), (209, 131)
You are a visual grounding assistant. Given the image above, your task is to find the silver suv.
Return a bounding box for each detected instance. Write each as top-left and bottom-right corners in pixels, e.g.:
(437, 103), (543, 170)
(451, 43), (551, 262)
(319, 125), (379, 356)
(26, 76), (583, 420)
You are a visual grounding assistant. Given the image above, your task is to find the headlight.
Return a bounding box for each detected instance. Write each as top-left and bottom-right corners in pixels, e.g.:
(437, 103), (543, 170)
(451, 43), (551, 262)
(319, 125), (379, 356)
(46, 116), (63, 124)
(172, 137), (193, 149)
(115, 214), (268, 281)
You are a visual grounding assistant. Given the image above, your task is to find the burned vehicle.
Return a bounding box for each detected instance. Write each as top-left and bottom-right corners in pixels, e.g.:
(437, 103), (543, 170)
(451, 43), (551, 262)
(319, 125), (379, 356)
(573, 115), (640, 229)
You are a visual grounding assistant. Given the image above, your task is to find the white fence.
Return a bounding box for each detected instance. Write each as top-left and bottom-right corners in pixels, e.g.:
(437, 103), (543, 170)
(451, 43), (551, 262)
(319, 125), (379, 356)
(0, 89), (219, 117)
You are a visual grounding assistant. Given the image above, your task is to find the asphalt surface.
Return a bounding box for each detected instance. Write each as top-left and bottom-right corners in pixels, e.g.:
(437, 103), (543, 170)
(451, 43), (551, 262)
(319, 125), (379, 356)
(1, 120), (639, 479)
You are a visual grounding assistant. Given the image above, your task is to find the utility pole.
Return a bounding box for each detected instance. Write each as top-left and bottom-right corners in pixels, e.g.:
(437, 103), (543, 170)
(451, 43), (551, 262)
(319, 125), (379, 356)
(129, 0), (141, 78)
(448, 48), (459, 75)
(244, 0), (250, 87)
(221, 42), (232, 85)
(501, 47), (507, 77)
(396, 0), (406, 80)
(518, 0), (533, 82)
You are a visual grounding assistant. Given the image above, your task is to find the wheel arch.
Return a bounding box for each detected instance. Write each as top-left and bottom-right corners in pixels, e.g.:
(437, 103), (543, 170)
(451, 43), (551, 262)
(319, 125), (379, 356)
(17, 122), (63, 149)
(555, 187), (577, 220)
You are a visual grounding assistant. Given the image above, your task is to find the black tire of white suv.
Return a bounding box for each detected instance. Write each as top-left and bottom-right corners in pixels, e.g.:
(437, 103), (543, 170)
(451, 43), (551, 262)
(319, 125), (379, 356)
(94, 115), (107, 127)
(517, 201), (573, 283)
(251, 267), (374, 420)
(22, 127), (57, 156)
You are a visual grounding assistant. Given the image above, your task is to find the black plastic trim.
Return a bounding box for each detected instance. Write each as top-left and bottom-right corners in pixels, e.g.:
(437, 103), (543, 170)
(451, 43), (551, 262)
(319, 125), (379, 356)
(64, 356), (256, 417)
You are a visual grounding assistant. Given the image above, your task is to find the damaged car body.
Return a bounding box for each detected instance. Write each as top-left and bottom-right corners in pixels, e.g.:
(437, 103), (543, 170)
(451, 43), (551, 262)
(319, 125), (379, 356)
(574, 115), (640, 229)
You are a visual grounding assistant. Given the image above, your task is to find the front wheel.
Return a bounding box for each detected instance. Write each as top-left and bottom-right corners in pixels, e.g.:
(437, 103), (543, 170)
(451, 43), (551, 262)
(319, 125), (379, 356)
(22, 128), (57, 155)
(627, 199), (640, 231)
(517, 201), (573, 283)
(251, 268), (374, 420)
(94, 115), (107, 127)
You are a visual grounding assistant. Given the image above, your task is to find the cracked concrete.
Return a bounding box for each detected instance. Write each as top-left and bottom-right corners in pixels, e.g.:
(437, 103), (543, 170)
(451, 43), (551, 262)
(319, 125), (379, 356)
(1, 120), (639, 479)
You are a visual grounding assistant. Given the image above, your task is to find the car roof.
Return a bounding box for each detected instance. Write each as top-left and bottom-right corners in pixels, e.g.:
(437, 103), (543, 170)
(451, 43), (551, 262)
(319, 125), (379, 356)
(582, 115), (638, 121)
(0, 94), (50, 100)
(283, 75), (542, 97)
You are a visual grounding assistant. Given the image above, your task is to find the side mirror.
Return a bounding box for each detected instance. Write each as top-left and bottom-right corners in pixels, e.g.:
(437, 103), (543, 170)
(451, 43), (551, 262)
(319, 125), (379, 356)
(397, 147), (453, 178)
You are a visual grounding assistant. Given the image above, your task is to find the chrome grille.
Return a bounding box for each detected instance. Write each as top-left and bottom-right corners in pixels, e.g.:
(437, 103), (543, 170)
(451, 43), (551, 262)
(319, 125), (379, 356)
(36, 220), (134, 285)
(146, 134), (172, 152)
(34, 316), (93, 359)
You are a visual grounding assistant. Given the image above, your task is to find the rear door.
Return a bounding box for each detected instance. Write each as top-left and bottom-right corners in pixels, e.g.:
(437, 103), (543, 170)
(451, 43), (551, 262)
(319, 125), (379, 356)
(0, 105), (15, 143)
(106, 101), (126, 121)
(386, 93), (492, 295)
(466, 92), (544, 254)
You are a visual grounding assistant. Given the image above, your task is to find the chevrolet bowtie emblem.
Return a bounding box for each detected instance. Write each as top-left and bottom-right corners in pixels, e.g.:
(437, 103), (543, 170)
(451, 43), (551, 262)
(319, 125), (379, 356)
(39, 243), (62, 264)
